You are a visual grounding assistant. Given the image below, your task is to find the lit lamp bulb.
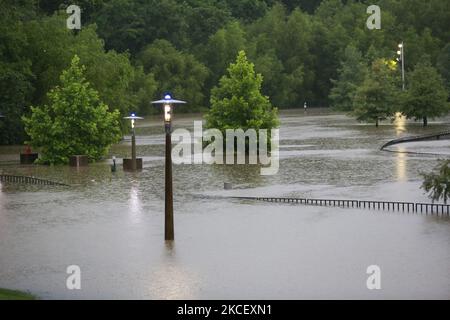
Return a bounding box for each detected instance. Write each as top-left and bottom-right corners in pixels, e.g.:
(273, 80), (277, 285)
(397, 50), (401, 55)
(398, 43), (403, 48)
(131, 113), (136, 129)
(164, 104), (172, 122)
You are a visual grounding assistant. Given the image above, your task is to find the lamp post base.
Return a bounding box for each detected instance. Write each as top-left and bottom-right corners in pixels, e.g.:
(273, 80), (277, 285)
(123, 158), (143, 171)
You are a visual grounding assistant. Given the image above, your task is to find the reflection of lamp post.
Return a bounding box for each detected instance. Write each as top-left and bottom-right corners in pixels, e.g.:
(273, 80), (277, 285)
(397, 42), (405, 90)
(152, 94), (186, 241)
(123, 113), (143, 171)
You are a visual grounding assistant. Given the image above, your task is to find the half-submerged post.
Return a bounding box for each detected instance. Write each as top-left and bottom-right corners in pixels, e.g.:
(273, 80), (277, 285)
(152, 94), (186, 241)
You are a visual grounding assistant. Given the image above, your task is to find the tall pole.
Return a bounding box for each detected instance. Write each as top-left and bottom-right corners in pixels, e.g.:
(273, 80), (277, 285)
(131, 126), (137, 171)
(151, 94), (185, 241)
(401, 42), (405, 91)
(165, 123), (174, 241)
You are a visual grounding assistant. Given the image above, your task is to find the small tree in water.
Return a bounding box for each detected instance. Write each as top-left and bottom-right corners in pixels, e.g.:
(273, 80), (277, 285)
(205, 50), (279, 150)
(401, 60), (449, 127)
(23, 55), (121, 165)
(352, 59), (398, 127)
(421, 160), (450, 204)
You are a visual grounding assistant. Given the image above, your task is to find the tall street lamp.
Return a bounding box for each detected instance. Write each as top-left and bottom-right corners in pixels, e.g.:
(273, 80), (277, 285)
(152, 94), (186, 241)
(123, 113), (144, 171)
(397, 42), (405, 90)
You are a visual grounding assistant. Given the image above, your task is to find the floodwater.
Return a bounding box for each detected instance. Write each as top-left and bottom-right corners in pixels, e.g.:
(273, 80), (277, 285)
(0, 109), (449, 299)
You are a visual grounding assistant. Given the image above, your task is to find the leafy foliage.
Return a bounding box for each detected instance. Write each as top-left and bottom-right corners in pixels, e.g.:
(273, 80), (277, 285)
(206, 51), (279, 132)
(421, 160), (450, 204)
(401, 60), (449, 126)
(352, 59), (398, 126)
(329, 45), (367, 111)
(23, 56), (121, 164)
(137, 40), (209, 109)
(2, 0), (450, 145)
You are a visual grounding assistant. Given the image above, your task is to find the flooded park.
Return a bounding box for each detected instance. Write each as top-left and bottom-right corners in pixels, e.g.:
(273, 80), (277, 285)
(0, 109), (449, 299)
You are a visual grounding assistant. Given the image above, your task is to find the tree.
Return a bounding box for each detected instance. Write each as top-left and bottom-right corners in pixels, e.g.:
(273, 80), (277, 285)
(137, 40), (209, 109)
(25, 16), (141, 117)
(224, 0), (269, 22)
(436, 43), (450, 92)
(201, 21), (247, 94)
(352, 59), (398, 127)
(93, 0), (189, 54)
(205, 50), (279, 135)
(402, 60), (449, 126)
(421, 160), (450, 204)
(329, 45), (367, 111)
(0, 4), (34, 145)
(23, 56), (121, 165)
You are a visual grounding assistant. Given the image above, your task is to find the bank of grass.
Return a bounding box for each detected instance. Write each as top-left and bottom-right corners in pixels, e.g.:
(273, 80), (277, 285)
(0, 288), (36, 300)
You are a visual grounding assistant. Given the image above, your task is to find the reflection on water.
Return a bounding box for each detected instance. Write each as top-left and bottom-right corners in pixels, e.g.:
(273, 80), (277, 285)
(0, 109), (450, 299)
(147, 242), (199, 299)
(394, 112), (407, 136)
(128, 182), (143, 224)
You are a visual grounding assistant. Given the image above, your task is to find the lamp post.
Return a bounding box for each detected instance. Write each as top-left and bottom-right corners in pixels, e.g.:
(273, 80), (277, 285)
(397, 42), (405, 91)
(151, 94), (186, 241)
(123, 113), (143, 171)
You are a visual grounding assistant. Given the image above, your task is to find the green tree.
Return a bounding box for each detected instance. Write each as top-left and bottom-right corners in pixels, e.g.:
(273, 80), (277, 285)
(23, 56), (121, 165)
(421, 160), (450, 204)
(93, 0), (189, 54)
(25, 16), (141, 117)
(402, 60), (449, 126)
(329, 45), (367, 111)
(205, 50), (279, 134)
(0, 3), (34, 145)
(137, 39), (209, 109)
(201, 21), (247, 94)
(352, 59), (398, 127)
(436, 43), (450, 92)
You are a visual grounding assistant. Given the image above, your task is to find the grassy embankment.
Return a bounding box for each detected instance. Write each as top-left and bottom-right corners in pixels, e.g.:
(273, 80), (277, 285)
(0, 288), (36, 300)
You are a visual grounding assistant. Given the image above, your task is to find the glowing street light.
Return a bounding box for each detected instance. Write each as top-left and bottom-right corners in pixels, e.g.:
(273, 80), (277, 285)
(123, 113), (143, 171)
(397, 42), (405, 90)
(151, 93), (186, 241)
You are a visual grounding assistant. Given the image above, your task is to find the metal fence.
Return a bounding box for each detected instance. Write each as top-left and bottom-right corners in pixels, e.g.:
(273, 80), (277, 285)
(0, 174), (68, 186)
(230, 196), (449, 216)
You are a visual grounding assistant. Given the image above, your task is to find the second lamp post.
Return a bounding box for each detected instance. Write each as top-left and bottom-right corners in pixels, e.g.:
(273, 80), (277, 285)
(152, 94), (186, 241)
(123, 113), (143, 171)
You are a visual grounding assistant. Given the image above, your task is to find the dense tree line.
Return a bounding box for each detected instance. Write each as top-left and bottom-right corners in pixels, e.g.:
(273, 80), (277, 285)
(1, 0), (449, 144)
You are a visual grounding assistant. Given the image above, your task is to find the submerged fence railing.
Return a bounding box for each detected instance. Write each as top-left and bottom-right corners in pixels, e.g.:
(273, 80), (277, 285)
(0, 174), (69, 186)
(380, 130), (450, 151)
(228, 196), (450, 217)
